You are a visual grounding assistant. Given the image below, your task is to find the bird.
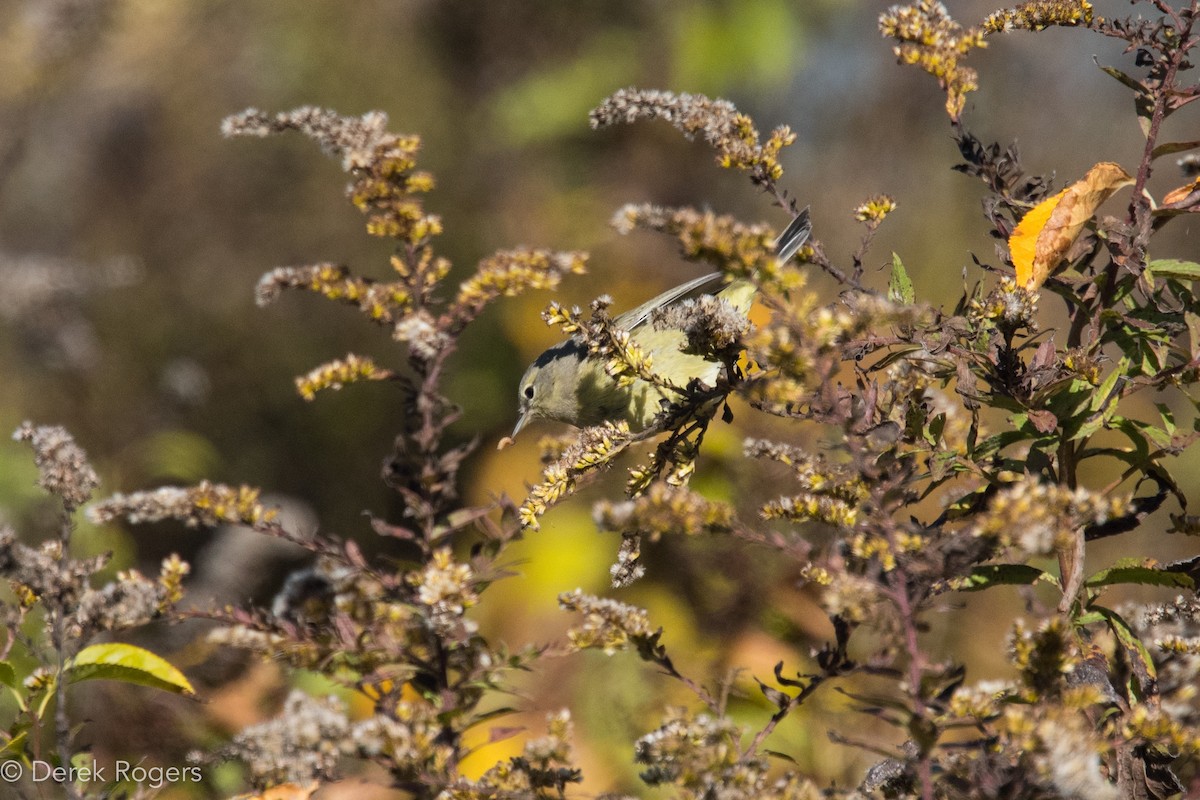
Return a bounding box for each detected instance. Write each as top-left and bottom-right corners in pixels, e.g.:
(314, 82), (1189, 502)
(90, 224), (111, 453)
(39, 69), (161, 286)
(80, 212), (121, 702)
(509, 208), (811, 439)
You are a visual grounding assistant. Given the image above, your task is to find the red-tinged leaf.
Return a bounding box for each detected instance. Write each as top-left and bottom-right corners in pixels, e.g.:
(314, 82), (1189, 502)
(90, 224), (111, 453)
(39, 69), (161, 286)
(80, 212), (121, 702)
(344, 538), (367, 568)
(488, 726), (525, 744)
(1031, 339), (1056, 370)
(370, 515), (419, 541)
(1161, 179), (1200, 208)
(1028, 409), (1058, 433)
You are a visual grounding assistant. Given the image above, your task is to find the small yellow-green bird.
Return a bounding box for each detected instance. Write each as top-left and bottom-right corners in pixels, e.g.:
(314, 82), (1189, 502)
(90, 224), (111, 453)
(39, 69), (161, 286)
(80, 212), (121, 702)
(511, 209), (811, 437)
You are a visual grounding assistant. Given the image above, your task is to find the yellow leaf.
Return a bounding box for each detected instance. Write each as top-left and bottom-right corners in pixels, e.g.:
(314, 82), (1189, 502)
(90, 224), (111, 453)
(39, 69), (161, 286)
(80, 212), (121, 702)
(1009, 162), (1133, 289)
(1010, 188), (1067, 288)
(236, 783), (320, 800)
(67, 643), (195, 696)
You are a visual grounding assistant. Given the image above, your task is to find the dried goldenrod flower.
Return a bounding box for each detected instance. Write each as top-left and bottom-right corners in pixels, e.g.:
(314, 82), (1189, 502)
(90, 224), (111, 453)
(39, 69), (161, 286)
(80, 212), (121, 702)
(593, 481), (734, 541)
(393, 309), (451, 359)
(13, 422), (99, 508)
(224, 108), (402, 172)
(439, 711), (580, 798)
(612, 204), (779, 281)
(347, 698), (454, 774)
(947, 679), (1015, 719)
(609, 533), (644, 587)
(408, 547), (479, 637)
(760, 493), (859, 529)
(224, 107), (438, 246)
(989, 708), (1119, 800)
(72, 570), (165, 636)
(849, 531), (897, 571)
(969, 275), (1039, 328)
(205, 625), (293, 658)
(518, 421), (633, 529)
(559, 589), (657, 655)
(256, 263), (411, 322)
(453, 248), (587, 325)
(88, 481), (280, 530)
(853, 194), (898, 225)
(635, 709), (768, 797)
(1124, 705), (1200, 757)
(879, 1), (987, 120)
(1009, 618), (1078, 694)
(972, 479), (1130, 556)
(223, 690), (349, 787)
(820, 572), (881, 623)
(591, 89), (794, 185)
(295, 353), (392, 401)
(983, 0), (1094, 33)
(158, 553), (190, 605)
(651, 294), (750, 354)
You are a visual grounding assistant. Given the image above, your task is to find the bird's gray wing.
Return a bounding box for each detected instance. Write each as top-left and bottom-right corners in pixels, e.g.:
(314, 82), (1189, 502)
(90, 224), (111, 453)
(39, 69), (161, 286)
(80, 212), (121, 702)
(612, 206), (812, 331)
(775, 207), (812, 264)
(614, 271), (727, 331)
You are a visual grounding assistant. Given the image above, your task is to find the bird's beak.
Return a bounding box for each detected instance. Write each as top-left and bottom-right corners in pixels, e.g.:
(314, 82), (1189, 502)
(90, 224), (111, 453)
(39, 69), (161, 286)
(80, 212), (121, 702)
(511, 408), (532, 438)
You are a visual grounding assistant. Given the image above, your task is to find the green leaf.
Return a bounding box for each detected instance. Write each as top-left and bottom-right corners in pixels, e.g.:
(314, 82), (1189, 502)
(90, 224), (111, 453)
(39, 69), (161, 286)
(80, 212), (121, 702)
(1089, 358), (1127, 414)
(0, 729), (27, 759)
(66, 643), (194, 696)
(1090, 605), (1156, 696)
(0, 662), (14, 689)
(1070, 358), (1128, 441)
(1096, 62), (1145, 93)
(951, 564), (1051, 592)
(889, 252), (915, 304)
(764, 749), (799, 765)
(1151, 140), (1200, 160)
(1147, 258), (1200, 281)
(1156, 403), (1177, 436)
(1086, 560), (1195, 590)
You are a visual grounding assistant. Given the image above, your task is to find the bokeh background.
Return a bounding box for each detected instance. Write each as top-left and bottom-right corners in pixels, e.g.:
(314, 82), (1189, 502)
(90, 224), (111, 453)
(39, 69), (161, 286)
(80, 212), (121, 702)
(0, 0), (1196, 795)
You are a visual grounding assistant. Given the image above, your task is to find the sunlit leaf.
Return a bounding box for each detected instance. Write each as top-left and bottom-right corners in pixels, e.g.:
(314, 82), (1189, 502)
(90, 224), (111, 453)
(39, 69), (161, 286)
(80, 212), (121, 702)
(1161, 179), (1200, 209)
(1148, 259), (1200, 281)
(1096, 62), (1146, 93)
(951, 563), (1050, 591)
(1009, 162), (1134, 289)
(1086, 558), (1195, 590)
(241, 783), (320, 800)
(889, 252), (914, 304)
(1151, 139), (1200, 160)
(67, 643), (195, 696)
(0, 729), (27, 758)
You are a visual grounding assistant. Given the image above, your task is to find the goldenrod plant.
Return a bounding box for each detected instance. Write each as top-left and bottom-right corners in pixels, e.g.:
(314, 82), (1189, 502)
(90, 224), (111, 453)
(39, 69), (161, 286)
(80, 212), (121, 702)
(5, 1), (1200, 798)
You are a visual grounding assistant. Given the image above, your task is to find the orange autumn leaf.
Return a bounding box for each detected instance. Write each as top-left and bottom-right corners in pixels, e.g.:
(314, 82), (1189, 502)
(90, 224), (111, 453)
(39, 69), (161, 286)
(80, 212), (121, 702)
(1009, 162), (1134, 289)
(239, 783), (320, 800)
(1162, 177), (1200, 208)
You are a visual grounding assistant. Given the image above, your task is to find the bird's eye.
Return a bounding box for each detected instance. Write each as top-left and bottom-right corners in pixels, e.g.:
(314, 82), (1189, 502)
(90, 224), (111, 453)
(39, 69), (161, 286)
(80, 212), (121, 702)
(524, 385), (535, 400)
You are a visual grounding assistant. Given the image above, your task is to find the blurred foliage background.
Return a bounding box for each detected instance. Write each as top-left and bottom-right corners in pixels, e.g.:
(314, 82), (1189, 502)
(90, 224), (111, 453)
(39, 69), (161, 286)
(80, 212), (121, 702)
(0, 0), (1196, 795)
